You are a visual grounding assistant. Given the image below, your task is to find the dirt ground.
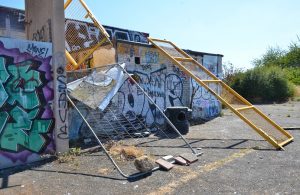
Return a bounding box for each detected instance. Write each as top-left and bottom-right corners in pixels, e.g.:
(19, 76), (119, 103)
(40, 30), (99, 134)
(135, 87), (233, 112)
(1, 101), (300, 195)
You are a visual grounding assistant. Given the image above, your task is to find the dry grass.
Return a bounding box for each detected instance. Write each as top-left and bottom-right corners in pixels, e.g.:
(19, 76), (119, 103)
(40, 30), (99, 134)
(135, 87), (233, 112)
(294, 85), (300, 98)
(108, 142), (144, 161)
(56, 148), (81, 169)
(290, 86), (300, 101)
(97, 168), (112, 175)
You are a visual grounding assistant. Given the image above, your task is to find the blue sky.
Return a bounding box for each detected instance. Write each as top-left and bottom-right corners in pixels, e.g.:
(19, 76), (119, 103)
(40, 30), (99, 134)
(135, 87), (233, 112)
(2, 0), (300, 69)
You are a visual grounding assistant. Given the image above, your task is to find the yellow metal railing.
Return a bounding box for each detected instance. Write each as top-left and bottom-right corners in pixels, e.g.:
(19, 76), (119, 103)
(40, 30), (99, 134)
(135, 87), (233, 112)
(148, 37), (294, 150)
(64, 0), (112, 70)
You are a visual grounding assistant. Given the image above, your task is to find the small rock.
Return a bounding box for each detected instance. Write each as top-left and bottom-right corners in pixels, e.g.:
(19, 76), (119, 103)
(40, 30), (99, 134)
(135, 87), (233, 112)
(134, 185), (138, 189)
(134, 155), (155, 172)
(21, 185), (25, 188)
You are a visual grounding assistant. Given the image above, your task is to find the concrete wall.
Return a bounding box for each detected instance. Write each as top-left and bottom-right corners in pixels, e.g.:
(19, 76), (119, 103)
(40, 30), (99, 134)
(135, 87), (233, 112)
(116, 42), (190, 127)
(0, 6), (25, 39)
(185, 52), (223, 121)
(116, 41), (222, 124)
(0, 37), (54, 169)
(25, 0), (69, 153)
(68, 41), (223, 140)
(92, 45), (116, 67)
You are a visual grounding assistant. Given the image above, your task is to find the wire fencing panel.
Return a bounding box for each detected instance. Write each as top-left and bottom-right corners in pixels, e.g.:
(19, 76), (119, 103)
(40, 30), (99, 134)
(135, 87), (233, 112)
(64, 0), (111, 70)
(67, 64), (196, 178)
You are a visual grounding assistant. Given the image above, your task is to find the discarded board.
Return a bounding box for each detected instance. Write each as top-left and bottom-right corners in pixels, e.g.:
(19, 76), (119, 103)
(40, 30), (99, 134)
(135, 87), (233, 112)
(162, 155), (175, 163)
(179, 153), (198, 164)
(174, 156), (187, 165)
(156, 159), (174, 170)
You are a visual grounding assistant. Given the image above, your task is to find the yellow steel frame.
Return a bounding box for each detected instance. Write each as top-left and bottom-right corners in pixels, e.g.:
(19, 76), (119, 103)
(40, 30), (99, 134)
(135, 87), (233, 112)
(64, 0), (112, 70)
(148, 37), (294, 150)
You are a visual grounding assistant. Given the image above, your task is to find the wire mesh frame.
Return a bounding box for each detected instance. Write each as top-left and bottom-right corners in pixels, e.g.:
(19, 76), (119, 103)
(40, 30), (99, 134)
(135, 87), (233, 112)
(64, 0), (112, 70)
(67, 63), (199, 179)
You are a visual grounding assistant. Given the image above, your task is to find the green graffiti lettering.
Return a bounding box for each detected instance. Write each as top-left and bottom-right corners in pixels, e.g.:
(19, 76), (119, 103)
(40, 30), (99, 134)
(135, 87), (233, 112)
(5, 60), (42, 109)
(0, 57), (9, 107)
(0, 107), (52, 152)
(0, 57), (53, 153)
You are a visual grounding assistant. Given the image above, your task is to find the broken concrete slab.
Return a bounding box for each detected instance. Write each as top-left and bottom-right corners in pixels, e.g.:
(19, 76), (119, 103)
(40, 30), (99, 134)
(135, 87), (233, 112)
(174, 156), (187, 165)
(179, 153), (198, 164)
(155, 159), (174, 171)
(162, 155), (175, 163)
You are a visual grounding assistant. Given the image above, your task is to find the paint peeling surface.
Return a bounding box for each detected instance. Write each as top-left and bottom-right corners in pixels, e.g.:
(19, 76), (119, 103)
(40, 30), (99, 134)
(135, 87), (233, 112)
(0, 37), (54, 169)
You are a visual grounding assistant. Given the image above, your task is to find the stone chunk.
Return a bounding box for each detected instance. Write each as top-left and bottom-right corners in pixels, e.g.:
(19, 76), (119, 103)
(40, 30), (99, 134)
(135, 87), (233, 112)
(134, 155), (155, 173)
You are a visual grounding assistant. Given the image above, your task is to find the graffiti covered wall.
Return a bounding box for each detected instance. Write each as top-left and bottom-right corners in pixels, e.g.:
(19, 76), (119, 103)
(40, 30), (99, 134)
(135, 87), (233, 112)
(188, 54), (222, 121)
(0, 37), (54, 169)
(116, 41), (222, 126)
(65, 18), (149, 53)
(0, 6), (25, 39)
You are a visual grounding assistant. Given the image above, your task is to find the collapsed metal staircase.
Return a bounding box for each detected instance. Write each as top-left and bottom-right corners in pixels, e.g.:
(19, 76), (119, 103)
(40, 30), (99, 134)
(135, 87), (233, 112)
(148, 37), (293, 150)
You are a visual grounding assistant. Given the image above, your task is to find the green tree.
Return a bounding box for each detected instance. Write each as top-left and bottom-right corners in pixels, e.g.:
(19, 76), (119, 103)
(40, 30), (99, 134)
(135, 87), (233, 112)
(252, 46), (285, 67)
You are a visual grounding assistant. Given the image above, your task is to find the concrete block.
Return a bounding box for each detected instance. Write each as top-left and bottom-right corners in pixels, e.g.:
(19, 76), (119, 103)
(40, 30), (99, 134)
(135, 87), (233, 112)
(174, 156), (188, 165)
(155, 159), (174, 171)
(162, 155), (174, 163)
(179, 153), (198, 164)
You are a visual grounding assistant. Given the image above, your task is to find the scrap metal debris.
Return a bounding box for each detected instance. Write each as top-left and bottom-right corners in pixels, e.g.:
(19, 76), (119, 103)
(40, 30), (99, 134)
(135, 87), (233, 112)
(67, 64), (126, 110)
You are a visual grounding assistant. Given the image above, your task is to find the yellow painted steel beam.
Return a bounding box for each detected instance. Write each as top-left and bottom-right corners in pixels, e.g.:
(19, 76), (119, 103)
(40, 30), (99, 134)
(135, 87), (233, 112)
(65, 50), (78, 68)
(279, 137), (294, 147)
(174, 57), (193, 61)
(148, 37), (287, 150)
(252, 106), (294, 139)
(201, 80), (222, 83)
(159, 38), (253, 107)
(151, 37), (252, 107)
(168, 41), (193, 58)
(78, 0), (112, 45)
(64, 0), (73, 9)
(235, 106), (254, 111)
(65, 38), (107, 70)
(149, 38), (171, 44)
(170, 40), (253, 106)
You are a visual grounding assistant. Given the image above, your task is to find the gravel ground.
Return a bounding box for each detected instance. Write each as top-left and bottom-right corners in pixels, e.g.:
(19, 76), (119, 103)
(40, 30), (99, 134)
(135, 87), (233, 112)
(0, 101), (299, 195)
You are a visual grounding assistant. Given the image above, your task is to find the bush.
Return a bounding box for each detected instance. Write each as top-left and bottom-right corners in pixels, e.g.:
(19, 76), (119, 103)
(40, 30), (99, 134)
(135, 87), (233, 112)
(228, 66), (294, 103)
(284, 67), (300, 85)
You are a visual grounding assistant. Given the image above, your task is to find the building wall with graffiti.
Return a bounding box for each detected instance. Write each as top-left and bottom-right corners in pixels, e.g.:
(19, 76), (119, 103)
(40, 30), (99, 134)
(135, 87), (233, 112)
(0, 6), (25, 39)
(0, 37), (54, 169)
(116, 41), (223, 126)
(186, 52), (223, 122)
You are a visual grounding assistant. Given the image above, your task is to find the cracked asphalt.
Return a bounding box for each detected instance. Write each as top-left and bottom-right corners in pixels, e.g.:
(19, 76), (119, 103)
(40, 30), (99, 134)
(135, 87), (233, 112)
(1, 101), (299, 195)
